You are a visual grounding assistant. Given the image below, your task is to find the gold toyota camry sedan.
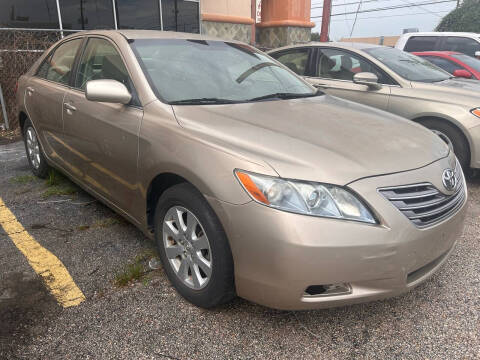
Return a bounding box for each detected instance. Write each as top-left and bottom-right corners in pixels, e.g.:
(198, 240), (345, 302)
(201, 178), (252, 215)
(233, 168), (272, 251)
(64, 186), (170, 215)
(269, 42), (480, 172)
(17, 31), (467, 310)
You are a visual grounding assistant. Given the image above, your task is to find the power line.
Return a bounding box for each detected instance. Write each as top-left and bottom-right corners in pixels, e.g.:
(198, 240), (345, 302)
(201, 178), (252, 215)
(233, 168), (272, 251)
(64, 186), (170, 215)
(321, 9), (451, 22)
(311, 0), (456, 18)
(312, 0), (393, 10)
(398, 0), (443, 17)
(349, 0), (363, 36)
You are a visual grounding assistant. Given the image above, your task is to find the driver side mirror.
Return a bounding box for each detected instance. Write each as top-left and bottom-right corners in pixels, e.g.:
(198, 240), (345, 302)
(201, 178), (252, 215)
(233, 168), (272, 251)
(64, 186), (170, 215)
(353, 72), (381, 90)
(85, 79), (132, 104)
(453, 69), (473, 79)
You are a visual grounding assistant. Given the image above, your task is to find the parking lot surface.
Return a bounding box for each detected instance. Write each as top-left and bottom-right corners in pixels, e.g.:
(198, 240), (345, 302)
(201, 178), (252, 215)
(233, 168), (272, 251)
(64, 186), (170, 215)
(1, 140), (479, 360)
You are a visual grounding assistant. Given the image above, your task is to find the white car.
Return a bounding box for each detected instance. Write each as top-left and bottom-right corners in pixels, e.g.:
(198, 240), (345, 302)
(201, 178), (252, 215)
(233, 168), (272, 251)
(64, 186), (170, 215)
(396, 32), (480, 58)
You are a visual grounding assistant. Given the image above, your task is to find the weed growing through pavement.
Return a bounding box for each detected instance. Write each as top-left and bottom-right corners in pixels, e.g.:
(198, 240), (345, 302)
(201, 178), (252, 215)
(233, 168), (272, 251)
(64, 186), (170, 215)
(42, 169), (78, 198)
(114, 249), (160, 287)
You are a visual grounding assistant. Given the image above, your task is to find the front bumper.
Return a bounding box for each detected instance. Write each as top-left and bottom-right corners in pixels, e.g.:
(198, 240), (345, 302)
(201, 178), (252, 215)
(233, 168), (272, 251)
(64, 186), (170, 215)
(208, 155), (467, 310)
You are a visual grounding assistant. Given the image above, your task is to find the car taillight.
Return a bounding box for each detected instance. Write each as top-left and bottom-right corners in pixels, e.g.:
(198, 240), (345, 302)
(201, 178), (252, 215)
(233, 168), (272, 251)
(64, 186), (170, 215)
(14, 81), (18, 94)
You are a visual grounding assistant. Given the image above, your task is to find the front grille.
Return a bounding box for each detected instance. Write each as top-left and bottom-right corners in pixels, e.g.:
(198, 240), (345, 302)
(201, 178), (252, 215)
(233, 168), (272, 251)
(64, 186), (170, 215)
(379, 165), (465, 228)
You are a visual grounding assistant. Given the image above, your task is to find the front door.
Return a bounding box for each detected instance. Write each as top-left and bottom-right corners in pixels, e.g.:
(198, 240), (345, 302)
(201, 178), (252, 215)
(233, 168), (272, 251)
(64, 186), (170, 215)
(62, 37), (143, 213)
(306, 47), (392, 111)
(24, 38), (83, 161)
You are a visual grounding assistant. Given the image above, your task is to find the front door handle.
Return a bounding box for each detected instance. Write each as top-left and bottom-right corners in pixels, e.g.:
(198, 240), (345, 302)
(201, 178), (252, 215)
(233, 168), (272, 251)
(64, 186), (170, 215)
(64, 103), (77, 112)
(26, 86), (35, 95)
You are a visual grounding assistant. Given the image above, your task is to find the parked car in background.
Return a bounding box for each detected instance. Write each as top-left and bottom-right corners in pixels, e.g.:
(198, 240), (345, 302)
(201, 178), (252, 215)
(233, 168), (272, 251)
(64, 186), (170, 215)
(269, 42), (480, 171)
(396, 32), (480, 59)
(17, 30), (467, 310)
(413, 51), (480, 80)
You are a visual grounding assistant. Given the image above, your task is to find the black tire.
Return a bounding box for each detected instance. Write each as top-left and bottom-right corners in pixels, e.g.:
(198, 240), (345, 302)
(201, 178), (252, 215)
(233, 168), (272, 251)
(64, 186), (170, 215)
(418, 118), (470, 170)
(154, 183), (235, 308)
(23, 119), (50, 178)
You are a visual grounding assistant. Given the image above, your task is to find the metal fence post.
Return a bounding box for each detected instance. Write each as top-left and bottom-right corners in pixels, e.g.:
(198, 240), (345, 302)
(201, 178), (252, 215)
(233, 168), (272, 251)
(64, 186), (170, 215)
(0, 83), (9, 130)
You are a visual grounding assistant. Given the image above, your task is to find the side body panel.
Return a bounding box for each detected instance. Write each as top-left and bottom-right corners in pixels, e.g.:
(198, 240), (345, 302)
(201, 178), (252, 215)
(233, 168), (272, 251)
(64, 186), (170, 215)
(61, 88), (143, 215)
(24, 77), (67, 159)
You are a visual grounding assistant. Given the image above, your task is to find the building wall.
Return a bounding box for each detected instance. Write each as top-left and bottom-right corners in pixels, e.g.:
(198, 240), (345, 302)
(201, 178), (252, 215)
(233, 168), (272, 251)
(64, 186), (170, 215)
(340, 36), (400, 47)
(200, 0), (253, 43)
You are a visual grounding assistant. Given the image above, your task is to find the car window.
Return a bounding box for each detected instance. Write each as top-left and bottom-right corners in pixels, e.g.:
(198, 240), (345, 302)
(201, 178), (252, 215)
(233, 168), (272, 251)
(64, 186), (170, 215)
(270, 49), (310, 76)
(404, 36), (438, 52)
(36, 39), (83, 85)
(365, 47), (451, 83)
(421, 56), (463, 74)
(75, 38), (131, 90)
(131, 39), (316, 103)
(451, 53), (480, 72)
(316, 48), (393, 85)
(439, 37), (480, 57)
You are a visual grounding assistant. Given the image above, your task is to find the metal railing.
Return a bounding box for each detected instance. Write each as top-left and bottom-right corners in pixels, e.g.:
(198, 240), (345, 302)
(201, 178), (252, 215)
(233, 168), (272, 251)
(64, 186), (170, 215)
(0, 28), (78, 130)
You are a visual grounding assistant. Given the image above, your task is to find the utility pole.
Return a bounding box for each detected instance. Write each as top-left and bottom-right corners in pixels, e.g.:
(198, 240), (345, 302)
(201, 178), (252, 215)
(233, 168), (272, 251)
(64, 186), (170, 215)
(320, 0), (332, 42)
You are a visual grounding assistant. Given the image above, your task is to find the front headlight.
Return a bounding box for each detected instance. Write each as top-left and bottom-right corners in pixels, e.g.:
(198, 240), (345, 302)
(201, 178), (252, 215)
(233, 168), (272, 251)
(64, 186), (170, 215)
(235, 170), (377, 224)
(471, 108), (480, 118)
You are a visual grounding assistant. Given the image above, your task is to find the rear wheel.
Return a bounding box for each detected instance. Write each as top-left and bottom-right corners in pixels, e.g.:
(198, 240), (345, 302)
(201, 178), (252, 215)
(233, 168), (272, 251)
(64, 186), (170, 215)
(418, 119), (470, 170)
(23, 119), (50, 178)
(154, 183), (235, 308)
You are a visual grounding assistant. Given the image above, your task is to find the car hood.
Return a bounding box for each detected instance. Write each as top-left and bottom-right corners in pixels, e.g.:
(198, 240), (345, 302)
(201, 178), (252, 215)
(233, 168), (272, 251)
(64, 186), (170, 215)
(411, 78), (480, 105)
(173, 95), (449, 185)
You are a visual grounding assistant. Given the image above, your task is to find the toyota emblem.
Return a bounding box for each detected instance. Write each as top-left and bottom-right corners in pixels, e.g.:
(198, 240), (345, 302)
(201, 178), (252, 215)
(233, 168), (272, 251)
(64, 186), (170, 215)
(442, 169), (457, 191)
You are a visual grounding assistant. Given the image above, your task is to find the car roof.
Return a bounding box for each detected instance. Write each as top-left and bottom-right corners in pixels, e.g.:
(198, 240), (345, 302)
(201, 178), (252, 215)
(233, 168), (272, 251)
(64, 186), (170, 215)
(400, 32), (480, 38)
(270, 41), (385, 53)
(66, 29), (242, 44)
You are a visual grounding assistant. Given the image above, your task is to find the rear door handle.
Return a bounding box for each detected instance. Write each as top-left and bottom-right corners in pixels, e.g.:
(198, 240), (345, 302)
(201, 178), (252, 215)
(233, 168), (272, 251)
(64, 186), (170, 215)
(64, 103), (77, 113)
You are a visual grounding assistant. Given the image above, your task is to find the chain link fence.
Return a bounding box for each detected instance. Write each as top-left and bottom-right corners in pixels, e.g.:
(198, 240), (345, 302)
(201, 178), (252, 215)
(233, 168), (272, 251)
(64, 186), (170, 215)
(0, 29), (77, 130)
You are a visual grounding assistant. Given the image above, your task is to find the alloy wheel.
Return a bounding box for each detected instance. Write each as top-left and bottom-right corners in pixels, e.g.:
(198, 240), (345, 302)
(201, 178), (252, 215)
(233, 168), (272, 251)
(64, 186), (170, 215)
(26, 127), (41, 169)
(162, 206), (212, 290)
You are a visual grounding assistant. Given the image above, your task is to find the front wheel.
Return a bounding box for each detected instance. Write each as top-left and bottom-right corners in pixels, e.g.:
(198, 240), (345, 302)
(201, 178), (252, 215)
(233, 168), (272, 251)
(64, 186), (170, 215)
(23, 119), (50, 178)
(419, 119), (470, 170)
(154, 183), (235, 308)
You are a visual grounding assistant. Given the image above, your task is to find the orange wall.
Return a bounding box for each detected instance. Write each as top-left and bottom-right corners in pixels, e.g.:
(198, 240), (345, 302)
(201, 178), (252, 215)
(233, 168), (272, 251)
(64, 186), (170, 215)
(258, 0), (314, 28)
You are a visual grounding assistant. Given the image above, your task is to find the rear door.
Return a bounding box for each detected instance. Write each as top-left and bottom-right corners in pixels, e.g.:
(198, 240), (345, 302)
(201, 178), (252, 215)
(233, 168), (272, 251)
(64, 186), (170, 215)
(62, 36), (143, 213)
(24, 38), (83, 160)
(306, 47), (392, 110)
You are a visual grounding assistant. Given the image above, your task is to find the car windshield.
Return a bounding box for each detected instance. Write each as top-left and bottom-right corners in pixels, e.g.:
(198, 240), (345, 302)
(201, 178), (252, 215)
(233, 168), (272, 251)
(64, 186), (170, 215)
(131, 39), (318, 104)
(364, 47), (451, 83)
(451, 53), (480, 72)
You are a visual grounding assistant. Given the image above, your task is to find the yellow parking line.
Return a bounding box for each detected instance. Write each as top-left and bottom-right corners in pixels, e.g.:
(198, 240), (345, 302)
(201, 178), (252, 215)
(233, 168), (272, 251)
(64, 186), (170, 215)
(0, 197), (85, 308)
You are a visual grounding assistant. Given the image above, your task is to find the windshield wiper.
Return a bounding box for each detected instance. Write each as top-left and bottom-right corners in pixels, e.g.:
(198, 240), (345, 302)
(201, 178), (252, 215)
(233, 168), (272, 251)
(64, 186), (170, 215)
(170, 98), (239, 105)
(248, 90), (322, 102)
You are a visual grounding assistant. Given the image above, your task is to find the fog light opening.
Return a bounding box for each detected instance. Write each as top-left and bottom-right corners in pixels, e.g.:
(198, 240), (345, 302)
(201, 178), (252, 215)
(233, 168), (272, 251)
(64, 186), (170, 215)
(304, 283), (352, 297)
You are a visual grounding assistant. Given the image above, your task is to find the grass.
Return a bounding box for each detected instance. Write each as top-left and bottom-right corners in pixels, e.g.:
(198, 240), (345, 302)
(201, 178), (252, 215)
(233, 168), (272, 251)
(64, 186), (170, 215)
(42, 169), (78, 198)
(10, 174), (36, 184)
(114, 261), (145, 287)
(114, 249), (160, 287)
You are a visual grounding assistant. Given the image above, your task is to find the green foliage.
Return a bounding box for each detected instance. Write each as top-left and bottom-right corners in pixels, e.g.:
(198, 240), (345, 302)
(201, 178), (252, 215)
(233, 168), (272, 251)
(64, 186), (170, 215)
(42, 169), (78, 198)
(10, 174), (36, 184)
(114, 262), (144, 287)
(436, 0), (480, 32)
(311, 32), (321, 41)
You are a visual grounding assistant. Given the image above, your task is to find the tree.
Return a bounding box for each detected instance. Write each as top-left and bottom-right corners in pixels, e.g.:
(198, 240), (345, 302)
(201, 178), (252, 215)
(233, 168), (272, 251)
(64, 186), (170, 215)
(311, 32), (321, 41)
(436, 0), (480, 32)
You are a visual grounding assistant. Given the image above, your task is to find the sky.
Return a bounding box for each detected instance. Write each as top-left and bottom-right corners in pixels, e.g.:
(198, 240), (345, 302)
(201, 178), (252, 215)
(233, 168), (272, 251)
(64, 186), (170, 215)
(311, 0), (458, 40)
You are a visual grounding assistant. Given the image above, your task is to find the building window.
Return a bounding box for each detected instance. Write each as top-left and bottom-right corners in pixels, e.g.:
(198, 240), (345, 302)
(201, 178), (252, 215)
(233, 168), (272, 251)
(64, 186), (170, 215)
(162, 0), (199, 33)
(60, 0), (115, 30)
(0, 0), (59, 29)
(116, 0), (161, 29)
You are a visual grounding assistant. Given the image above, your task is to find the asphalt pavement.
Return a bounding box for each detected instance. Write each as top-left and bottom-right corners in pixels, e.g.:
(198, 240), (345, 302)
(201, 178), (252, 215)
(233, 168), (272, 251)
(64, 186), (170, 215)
(1, 140), (479, 359)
